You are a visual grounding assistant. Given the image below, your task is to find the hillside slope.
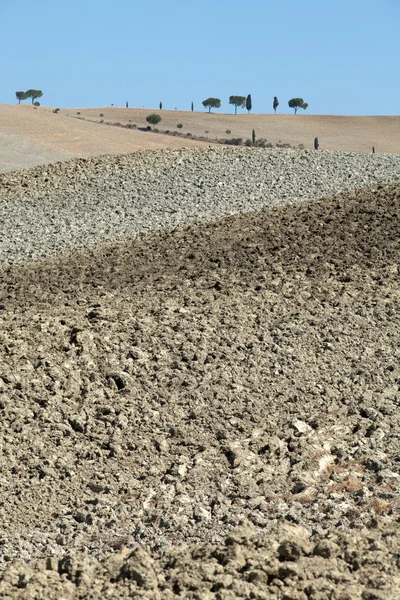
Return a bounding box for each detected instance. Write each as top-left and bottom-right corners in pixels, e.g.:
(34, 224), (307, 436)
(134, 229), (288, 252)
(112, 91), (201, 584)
(0, 104), (209, 173)
(69, 107), (400, 154)
(1, 103), (399, 173)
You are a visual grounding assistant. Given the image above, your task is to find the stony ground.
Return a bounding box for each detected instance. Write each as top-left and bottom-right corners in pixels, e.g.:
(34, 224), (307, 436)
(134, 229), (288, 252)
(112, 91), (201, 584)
(0, 174), (399, 598)
(1, 147), (400, 265)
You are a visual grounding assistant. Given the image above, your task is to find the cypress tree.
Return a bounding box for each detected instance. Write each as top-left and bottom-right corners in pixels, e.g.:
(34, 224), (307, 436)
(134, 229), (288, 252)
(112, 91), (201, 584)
(246, 94), (252, 114)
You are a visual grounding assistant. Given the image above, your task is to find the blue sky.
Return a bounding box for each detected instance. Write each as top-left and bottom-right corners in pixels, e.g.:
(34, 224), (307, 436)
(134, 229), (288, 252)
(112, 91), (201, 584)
(1, 0), (399, 115)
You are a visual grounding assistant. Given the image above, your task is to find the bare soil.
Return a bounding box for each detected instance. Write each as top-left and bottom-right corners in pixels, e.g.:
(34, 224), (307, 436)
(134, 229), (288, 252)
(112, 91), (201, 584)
(0, 183), (399, 598)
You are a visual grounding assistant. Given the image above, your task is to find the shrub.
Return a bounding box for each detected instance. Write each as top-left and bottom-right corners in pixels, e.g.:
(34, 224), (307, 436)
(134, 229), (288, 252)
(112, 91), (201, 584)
(205, 130), (209, 134)
(223, 138), (242, 146)
(100, 113), (104, 117)
(77, 112), (81, 115)
(177, 123), (183, 129)
(53, 108), (60, 113)
(165, 130), (170, 133)
(225, 129), (231, 134)
(186, 132), (192, 136)
(254, 138), (268, 148)
(245, 139), (252, 147)
(33, 101), (40, 107)
(298, 143), (305, 149)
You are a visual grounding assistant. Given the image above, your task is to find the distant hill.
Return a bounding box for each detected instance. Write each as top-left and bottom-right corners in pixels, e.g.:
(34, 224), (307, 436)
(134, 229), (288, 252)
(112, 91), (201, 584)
(1, 103), (399, 172)
(65, 107), (400, 154)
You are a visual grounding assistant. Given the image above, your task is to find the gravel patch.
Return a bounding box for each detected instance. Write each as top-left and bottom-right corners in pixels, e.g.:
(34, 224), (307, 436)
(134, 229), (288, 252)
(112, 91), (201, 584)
(1, 146), (400, 265)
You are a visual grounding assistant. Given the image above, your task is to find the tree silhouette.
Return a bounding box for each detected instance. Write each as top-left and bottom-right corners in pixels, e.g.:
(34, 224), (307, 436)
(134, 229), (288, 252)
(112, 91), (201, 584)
(288, 98), (308, 114)
(229, 95), (246, 114)
(26, 89), (43, 105)
(246, 94), (252, 113)
(202, 98), (221, 113)
(15, 91), (28, 104)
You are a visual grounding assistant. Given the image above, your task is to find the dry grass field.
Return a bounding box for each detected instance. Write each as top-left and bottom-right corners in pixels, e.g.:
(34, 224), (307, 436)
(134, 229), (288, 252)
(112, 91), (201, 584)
(0, 104), (209, 173)
(65, 106), (400, 153)
(0, 102), (399, 172)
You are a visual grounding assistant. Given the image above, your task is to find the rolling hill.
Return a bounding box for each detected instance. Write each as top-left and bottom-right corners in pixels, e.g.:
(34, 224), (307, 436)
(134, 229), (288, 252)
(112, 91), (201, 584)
(0, 103), (399, 172)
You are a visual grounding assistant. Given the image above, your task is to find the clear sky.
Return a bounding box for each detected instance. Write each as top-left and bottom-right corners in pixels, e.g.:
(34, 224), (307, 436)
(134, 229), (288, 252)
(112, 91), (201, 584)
(1, 0), (399, 115)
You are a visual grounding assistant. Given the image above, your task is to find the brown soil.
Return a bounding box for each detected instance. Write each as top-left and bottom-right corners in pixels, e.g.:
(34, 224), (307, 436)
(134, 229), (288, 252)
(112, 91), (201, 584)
(0, 183), (399, 598)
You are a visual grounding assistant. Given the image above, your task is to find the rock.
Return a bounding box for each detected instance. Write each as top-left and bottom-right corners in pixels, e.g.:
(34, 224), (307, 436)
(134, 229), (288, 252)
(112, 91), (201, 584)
(292, 420), (312, 435)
